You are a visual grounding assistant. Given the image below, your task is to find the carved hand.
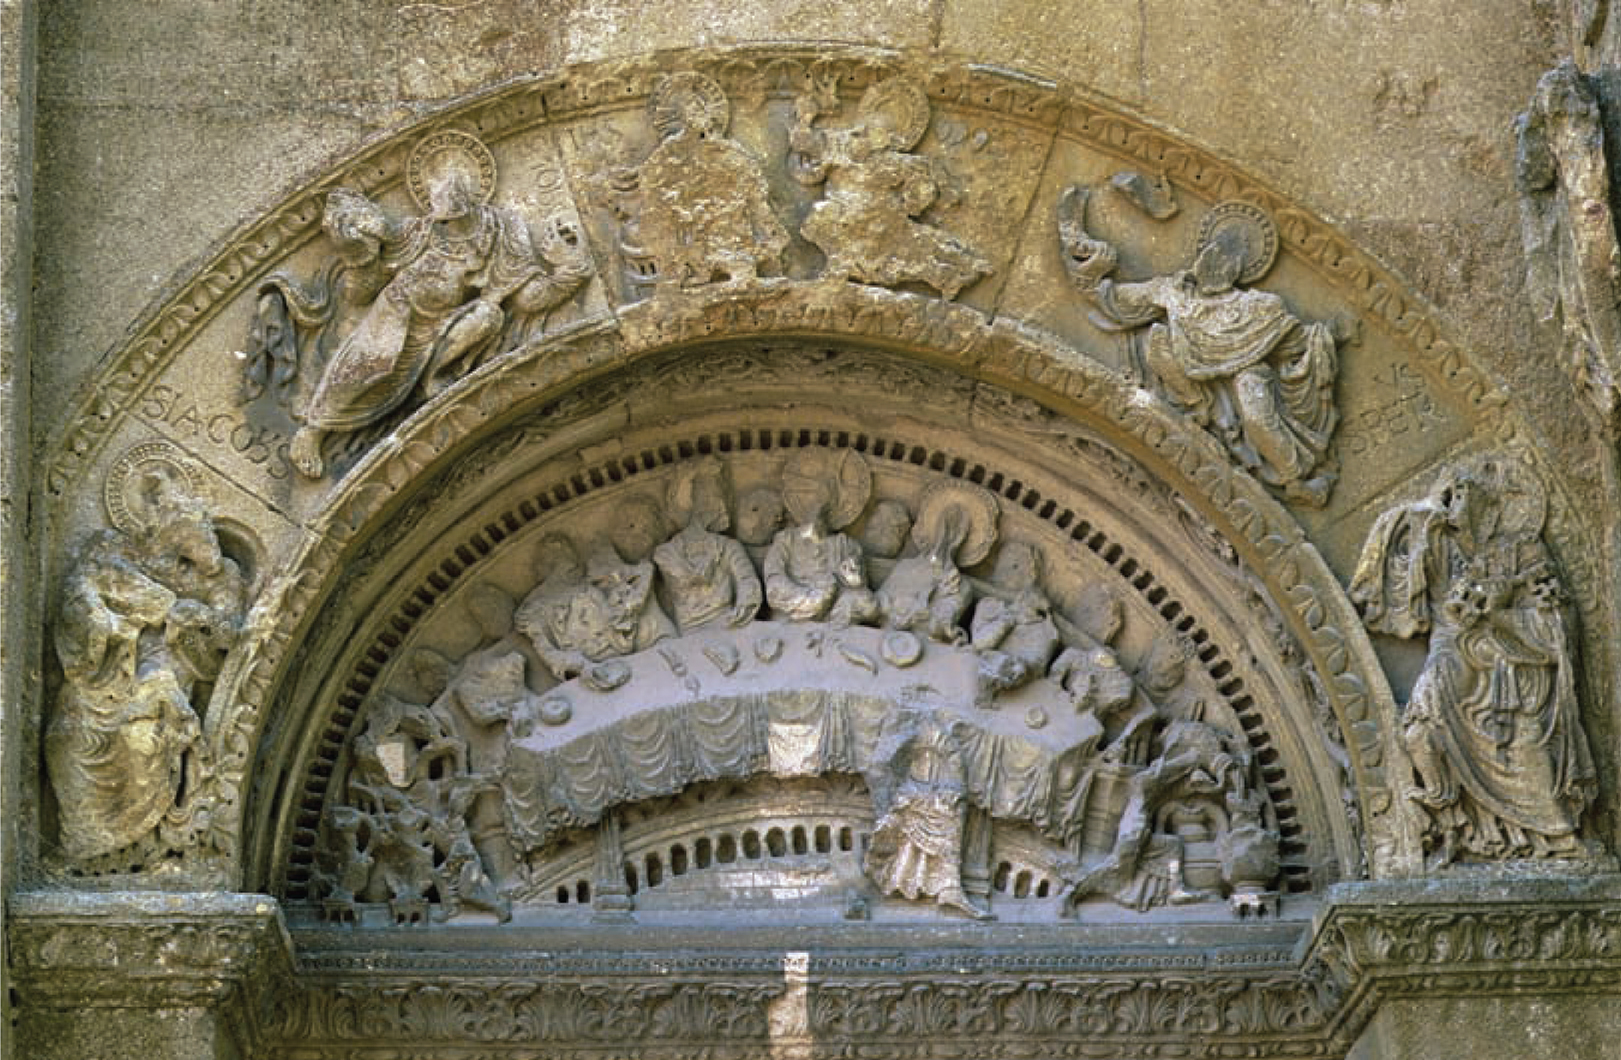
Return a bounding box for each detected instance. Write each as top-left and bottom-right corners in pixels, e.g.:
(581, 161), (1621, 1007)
(1057, 185), (1118, 290)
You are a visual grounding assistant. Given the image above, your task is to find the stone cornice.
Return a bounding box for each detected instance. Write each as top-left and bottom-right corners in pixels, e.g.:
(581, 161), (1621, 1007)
(1303, 876), (1621, 1049)
(7, 892), (293, 1056)
(10, 885), (1621, 1058)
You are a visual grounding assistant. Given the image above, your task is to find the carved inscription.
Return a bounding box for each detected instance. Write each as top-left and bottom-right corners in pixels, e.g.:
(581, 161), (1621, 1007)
(1340, 363), (1447, 457)
(139, 383), (296, 480)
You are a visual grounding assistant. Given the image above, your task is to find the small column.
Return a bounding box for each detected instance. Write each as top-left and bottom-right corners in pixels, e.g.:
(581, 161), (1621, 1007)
(960, 806), (992, 907)
(592, 810), (635, 921)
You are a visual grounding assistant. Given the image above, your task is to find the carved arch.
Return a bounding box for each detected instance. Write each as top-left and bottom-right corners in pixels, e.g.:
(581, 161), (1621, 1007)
(34, 46), (1611, 892)
(225, 300), (1400, 904)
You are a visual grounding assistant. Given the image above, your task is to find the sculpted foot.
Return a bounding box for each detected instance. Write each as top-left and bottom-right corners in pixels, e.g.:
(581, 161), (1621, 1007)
(939, 886), (994, 920)
(291, 427), (326, 479)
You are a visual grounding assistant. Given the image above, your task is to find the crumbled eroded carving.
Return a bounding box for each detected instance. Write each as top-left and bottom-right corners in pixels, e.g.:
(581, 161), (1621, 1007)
(47, 444), (249, 870)
(791, 77), (991, 300)
(877, 480), (997, 645)
(246, 130), (591, 478)
(1066, 715), (1281, 916)
(306, 448), (1282, 923)
(1059, 189), (1341, 506)
(863, 699), (991, 918)
(606, 72), (791, 294)
(1351, 452), (1598, 870)
(1518, 60), (1621, 434)
(765, 447), (880, 625)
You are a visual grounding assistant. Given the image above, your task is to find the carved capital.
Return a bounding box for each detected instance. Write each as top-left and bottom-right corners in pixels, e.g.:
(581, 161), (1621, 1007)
(1304, 877), (1621, 1046)
(7, 891), (293, 1022)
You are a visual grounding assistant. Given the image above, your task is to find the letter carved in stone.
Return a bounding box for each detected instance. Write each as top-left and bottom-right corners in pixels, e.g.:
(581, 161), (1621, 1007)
(790, 77), (992, 300)
(47, 444), (248, 868)
(247, 130), (592, 478)
(1059, 188), (1341, 506)
(1350, 453), (1598, 869)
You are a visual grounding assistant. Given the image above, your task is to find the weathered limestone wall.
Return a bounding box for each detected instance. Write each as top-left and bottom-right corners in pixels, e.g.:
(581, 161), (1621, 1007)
(1346, 996), (1621, 1060)
(22, 0), (1617, 872)
(1, 2), (39, 1058)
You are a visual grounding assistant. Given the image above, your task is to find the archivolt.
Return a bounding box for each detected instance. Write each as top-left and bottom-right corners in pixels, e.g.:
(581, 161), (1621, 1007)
(223, 287), (1407, 892)
(50, 45), (1575, 886)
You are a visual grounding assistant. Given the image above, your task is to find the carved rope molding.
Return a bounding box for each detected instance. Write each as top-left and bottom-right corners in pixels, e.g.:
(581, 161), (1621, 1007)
(215, 286), (1398, 897)
(36, 45), (1609, 883)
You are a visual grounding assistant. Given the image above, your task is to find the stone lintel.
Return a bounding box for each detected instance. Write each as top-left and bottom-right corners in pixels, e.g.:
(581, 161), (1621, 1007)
(8, 883), (1621, 1058)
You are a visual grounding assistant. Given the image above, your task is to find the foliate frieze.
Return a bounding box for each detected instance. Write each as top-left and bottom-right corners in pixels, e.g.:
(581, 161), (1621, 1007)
(1304, 885), (1621, 1041)
(7, 892), (290, 1011)
(262, 964), (1336, 1059)
(269, 979), (784, 1047)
